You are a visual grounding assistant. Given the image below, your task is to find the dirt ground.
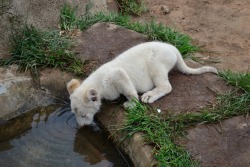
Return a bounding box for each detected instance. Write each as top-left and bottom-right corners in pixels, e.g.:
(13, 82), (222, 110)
(132, 0), (250, 72)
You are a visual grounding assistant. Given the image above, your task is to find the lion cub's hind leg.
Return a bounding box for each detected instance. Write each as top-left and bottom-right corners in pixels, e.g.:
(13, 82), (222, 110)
(141, 64), (172, 103)
(141, 76), (172, 103)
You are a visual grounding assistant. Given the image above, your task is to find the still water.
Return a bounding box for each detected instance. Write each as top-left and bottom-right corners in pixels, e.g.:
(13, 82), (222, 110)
(0, 105), (130, 167)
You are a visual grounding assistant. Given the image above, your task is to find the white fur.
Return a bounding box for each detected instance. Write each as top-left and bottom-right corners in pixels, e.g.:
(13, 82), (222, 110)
(67, 42), (218, 126)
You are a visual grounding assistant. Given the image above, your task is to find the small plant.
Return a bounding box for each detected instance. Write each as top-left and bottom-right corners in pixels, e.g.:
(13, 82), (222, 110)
(117, 0), (148, 16)
(59, 4), (79, 31)
(219, 71), (250, 92)
(0, 25), (84, 77)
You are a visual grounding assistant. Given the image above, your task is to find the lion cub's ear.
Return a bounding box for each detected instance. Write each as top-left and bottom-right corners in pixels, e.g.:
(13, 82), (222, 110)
(87, 88), (98, 102)
(67, 79), (80, 94)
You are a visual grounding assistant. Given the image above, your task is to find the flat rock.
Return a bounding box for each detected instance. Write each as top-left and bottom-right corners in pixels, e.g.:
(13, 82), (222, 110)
(151, 61), (231, 114)
(97, 102), (157, 167)
(74, 24), (230, 115)
(0, 66), (52, 120)
(39, 68), (75, 102)
(73, 22), (148, 75)
(185, 116), (250, 167)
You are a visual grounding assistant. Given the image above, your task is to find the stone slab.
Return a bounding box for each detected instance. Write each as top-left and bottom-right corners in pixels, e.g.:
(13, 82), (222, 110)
(151, 61), (232, 115)
(0, 65), (52, 120)
(185, 116), (250, 167)
(0, 65), (74, 121)
(97, 102), (157, 167)
(74, 22), (148, 75)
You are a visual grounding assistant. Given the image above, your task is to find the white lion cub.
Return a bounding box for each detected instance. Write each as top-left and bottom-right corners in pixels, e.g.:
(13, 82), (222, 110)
(67, 42), (218, 126)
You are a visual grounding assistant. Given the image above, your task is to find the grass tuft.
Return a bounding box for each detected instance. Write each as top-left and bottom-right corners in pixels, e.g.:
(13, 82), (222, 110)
(219, 71), (250, 92)
(0, 25), (84, 77)
(59, 4), (198, 55)
(121, 99), (199, 167)
(77, 12), (199, 56)
(117, 0), (148, 16)
(59, 5), (198, 55)
(59, 4), (79, 31)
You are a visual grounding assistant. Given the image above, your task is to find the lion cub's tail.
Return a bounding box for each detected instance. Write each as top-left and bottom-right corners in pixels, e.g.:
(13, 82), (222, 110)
(175, 49), (218, 75)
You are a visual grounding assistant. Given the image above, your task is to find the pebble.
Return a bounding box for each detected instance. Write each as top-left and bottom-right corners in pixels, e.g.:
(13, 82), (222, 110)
(161, 5), (170, 15)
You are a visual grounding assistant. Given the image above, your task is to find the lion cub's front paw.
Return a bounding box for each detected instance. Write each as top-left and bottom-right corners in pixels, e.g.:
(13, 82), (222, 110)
(141, 91), (156, 103)
(123, 101), (136, 109)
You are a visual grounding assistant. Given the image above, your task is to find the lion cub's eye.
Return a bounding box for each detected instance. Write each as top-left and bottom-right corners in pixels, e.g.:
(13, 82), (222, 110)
(81, 114), (87, 118)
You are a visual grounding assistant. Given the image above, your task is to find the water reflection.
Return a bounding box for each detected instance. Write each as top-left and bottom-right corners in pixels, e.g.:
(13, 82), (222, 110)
(0, 105), (130, 167)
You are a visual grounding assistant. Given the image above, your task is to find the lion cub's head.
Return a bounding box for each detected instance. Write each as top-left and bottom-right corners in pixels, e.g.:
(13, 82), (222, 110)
(67, 79), (101, 127)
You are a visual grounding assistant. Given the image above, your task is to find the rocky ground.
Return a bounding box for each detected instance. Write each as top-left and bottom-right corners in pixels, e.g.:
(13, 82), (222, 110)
(0, 0), (249, 167)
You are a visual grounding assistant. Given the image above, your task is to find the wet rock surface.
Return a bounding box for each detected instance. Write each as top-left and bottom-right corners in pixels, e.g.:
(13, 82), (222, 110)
(0, 65), (73, 121)
(96, 102), (157, 167)
(0, 66), (53, 120)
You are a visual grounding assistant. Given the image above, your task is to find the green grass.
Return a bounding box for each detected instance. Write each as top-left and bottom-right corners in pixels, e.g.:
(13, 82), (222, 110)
(77, 12), (199, 56)
(58, 4), (198, 56)
(121, 71), (250, 167)
(59, 4), (78, 31)
(121, 100), (199, 167)
(219, 71), (250, 92)
(117, 0), (148, 16)
(0, 25), (84, 77)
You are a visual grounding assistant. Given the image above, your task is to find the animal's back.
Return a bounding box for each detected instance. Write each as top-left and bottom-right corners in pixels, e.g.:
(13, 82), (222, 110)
(111, 42), (178, 92)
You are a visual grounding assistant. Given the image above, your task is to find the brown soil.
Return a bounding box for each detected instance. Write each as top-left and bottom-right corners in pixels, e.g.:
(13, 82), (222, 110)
(133, 0), (250, 72)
